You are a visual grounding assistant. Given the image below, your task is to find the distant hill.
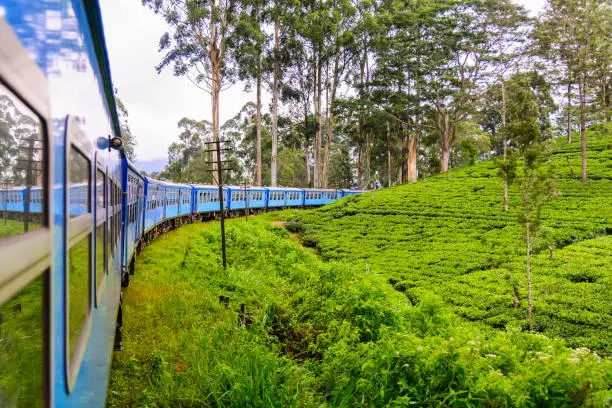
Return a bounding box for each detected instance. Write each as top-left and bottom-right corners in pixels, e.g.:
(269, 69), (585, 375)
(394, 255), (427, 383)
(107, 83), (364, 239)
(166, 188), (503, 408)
(134, 157), (167, 174)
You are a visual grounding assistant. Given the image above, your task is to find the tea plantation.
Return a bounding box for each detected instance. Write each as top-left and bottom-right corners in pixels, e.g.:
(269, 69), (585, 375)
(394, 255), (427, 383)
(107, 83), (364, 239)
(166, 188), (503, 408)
(289, 128), (612, 355)
(108, 128), (611, 407)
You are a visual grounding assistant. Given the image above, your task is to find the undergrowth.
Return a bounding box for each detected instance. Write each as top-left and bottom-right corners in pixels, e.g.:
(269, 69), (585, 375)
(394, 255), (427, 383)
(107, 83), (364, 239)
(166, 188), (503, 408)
(108, 127), (611, 407)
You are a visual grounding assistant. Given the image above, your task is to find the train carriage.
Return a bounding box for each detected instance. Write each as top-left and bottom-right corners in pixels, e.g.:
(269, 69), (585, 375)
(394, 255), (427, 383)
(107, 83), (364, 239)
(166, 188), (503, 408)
(193, 184), (228, 214)
(164, 181), (192, 219)
(143, 177), (166, 231)
(226, 185), (267, 210)
(122, 160), (145, 276)
(265, 187), (288, 208)
(305, 189), (340, 206)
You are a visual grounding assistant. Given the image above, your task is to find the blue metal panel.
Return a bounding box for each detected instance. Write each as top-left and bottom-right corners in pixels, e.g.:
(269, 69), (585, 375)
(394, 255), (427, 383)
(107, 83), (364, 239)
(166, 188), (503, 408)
(226, 186), (266, 210)
(193, 185), (227, 213)
(264, 187), (289, 208)
(3, 1), (123, 406)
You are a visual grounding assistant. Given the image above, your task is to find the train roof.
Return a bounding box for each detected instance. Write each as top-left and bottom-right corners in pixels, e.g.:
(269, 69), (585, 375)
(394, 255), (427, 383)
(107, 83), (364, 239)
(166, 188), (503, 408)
(225, 185), (266, 190)
(306, 188), (341, 192)
(191, 184), (227, 189)
(161, 180), (192, 189)
(265, 186), (304, 191)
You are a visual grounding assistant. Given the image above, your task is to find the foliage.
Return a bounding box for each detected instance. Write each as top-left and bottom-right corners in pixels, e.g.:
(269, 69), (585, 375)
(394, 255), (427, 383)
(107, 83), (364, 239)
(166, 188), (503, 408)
(115, 91), (137, 162)
(288, 125), (612, 353)
(109, 129), (611, 406)
(109, 215), (611, 406)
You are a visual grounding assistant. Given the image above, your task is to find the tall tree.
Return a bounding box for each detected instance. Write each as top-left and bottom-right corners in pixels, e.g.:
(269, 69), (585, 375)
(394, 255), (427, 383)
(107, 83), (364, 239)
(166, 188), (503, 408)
(321, 0), (356, 188)
(144, 0), (241, 185)
(501, 72), (555, 331)
(233, 0), (267, 185)
(535, 0), (611, 182)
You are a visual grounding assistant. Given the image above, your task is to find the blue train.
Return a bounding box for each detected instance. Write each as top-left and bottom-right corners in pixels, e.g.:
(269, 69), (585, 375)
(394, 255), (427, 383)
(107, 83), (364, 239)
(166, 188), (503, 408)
(0, 2), (363, 407)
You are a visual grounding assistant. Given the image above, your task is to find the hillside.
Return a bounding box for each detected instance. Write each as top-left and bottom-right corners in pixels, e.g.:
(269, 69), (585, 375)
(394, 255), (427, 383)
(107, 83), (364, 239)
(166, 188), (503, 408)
(288, 126), (612, 354)
(109, 127), (611, 407)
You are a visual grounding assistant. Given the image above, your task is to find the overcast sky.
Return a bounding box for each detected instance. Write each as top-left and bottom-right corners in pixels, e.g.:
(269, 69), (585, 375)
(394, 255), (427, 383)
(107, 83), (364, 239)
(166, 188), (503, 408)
(99, 0), (546, 162)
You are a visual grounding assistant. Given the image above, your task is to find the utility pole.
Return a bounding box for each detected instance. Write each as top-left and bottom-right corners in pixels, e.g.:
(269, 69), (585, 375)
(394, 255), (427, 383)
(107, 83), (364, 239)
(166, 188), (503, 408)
(204, 139), (232, 270)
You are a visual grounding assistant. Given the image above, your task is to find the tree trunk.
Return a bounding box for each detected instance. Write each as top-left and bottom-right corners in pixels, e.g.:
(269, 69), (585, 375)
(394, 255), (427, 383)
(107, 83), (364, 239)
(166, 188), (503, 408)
(366, 131), (371, 189)
(305, 147), (311, 187)
(439, 110), (451, 173)
(386, 122), (392, 187)
(256, 69), (262, 186)
(211, 67), (221, 186)
(526, 219), (532, 331)
(323, 53), (341, 189)
(407, 134), (418, 183)
(271, 21), (280, 187)
(578, 74), (587, 182)
(566, 82), (572, 143)
(357, 143), (362, 190)
(322, 71), (331, 188)
(313, 53), (323, 188)
(440, 133), (450, 173)
(502, 79), (508, 212)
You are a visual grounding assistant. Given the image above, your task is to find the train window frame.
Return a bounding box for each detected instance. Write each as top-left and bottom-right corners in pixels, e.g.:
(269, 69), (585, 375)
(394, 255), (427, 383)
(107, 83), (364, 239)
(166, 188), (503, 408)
(0, 20), (52, 406)
(64, 115), (93, 394)
(95, 163), (107, 306)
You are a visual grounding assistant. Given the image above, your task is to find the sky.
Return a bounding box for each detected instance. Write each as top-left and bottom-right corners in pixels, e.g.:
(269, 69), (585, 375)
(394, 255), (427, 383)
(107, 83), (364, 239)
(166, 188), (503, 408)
(99, 0), (546, 163)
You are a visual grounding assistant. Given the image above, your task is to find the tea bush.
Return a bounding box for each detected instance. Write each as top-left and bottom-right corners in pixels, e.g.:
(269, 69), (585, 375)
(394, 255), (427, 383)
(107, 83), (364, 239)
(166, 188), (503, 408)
(288, 127), (612, 355)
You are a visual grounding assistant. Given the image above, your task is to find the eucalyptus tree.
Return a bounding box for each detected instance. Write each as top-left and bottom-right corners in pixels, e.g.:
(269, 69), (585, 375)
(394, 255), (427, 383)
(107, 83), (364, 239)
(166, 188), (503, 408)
(320, 0), (357, 188)
(535, 0), (611, 182)
(232, 0), (268, 185)
(143, 0), (242, 184)
(293, 0), (338, 188)
(371, 0), (432, 184)
(416, 0), (526, 174)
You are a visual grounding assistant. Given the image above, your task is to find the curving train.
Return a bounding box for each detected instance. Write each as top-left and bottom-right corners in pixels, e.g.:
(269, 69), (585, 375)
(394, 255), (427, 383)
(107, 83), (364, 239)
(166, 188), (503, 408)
(0, 1), (362, 407)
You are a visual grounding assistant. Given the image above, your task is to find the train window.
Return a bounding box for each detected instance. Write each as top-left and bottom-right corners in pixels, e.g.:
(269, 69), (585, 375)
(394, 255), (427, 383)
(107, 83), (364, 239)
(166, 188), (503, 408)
(0, 82), (45, 240)
(0, 274), (47, 407)
(67, 232), (90, 366)
(95, 169), (106, 297)
(0, 65), (51, 404)
(66, 120), (93, 391)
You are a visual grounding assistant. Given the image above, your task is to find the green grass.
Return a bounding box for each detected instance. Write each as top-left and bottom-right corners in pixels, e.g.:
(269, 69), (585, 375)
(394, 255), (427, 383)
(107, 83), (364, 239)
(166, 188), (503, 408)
(0, 219), (40, 240)
(108, 125), (611, 407)
(108, 218), (611, 407)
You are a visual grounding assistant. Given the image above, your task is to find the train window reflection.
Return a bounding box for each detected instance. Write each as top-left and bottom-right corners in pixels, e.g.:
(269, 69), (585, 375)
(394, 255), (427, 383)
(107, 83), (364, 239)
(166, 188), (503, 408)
(68, 235), (90, 363)
(69, 147), (90, 217)
(0, 274), (45, 408)
(0, 82), (45, 240)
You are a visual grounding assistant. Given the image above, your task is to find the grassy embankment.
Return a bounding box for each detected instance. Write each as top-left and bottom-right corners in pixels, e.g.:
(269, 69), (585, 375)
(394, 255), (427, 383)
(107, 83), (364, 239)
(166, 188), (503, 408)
(108, 127), (611, 407)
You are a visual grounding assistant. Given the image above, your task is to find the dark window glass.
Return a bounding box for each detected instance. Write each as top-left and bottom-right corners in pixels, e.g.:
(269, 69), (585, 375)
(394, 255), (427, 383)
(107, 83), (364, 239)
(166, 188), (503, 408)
(0, 275), (45, 407)
(69, 147), (89, 218)
(68, 234), (90, 363)
(0, 83), (45, 239)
